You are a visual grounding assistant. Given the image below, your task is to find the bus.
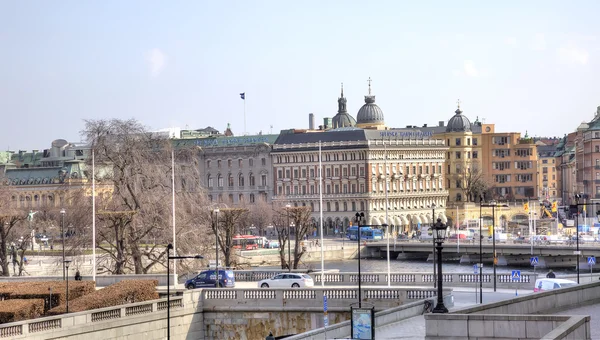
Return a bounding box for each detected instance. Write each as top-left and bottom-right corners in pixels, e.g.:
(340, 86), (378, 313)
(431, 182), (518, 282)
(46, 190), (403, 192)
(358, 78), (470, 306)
(346, 226), (383, 241)
(232, 235), (269, 250)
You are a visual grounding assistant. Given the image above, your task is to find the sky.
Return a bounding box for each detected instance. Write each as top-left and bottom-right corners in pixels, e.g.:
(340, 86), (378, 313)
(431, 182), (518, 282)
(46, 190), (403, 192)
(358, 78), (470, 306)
(1, 1), (599, 150)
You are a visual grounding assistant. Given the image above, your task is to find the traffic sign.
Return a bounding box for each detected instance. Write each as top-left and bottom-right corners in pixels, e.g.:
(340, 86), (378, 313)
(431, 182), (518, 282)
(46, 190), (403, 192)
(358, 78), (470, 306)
(588, 257), (596, 266)
(511, 270), (521, 281)
(323, 295), (328, 312)
(530, 256), (539, 266)
(473, 264), (478, 274)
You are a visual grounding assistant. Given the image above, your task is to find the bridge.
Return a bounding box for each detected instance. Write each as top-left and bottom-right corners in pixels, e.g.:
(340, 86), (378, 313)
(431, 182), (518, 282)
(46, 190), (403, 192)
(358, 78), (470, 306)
(365, 241), (600, 268)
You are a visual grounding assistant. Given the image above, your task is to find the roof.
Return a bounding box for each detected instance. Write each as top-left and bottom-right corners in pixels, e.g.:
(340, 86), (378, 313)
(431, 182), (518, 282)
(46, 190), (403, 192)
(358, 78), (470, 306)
(356, 96), (384, 125)
(446, 108), (472, 132)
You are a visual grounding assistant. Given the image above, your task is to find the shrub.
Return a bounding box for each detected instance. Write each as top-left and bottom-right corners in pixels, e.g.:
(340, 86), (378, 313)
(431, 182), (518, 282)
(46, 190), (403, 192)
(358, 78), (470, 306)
(47, 280), (158, 315)
(0, 299), (44, 324)
(0, 281), (96, 312)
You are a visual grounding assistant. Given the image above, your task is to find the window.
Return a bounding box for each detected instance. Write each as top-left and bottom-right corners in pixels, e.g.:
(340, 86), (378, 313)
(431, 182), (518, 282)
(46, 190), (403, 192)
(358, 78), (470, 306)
(302, 169), (306, 178)
(343, 202), (348, 211)
(239, 194), (244, 202)
(261, 174), (267, 186)
(473, 151), (478, 159)
(217, 174), (223, 187)
(334, 168), (339, 177)
(278, 186), (282, 195)
(351, 167), (356, 176)
(327, 202), (331, 211)
(467, 138), (471, 146)
(238, 174), (244, 187)
(455, 138), (461, 146)
(207, 160), (211, 168)
(326, 168), (331, 177)
(249, 158), (254, 167)
(250, 194), (255, 203)
(278, 169), (283, 179)
(493, 136), (509, 145)
(596, 146), (600, 153)
(207, 175), (213, 188)
(342, 167), (348, 177)
(335, 202), (339, 211)
(228, 159), (232, 168)
(293, 169), (298, 178)
(473, 138), (478, 146)
(249, 174), (255, 186)
(238, 159), (243, 167)
(455, 151), (461, 159)
(217, 160), (222, 168)
(261, 158), (266, 166)
(310, 169), (315, 178)
(359, 167), (365, 176)
(310, 185), (315, 194)
(352, 202), (356, 211)
(228, 194), (233, 203)
(228, 174), (234, 187)
(285, 169), (290, 178)
(542, 159), (548, 164)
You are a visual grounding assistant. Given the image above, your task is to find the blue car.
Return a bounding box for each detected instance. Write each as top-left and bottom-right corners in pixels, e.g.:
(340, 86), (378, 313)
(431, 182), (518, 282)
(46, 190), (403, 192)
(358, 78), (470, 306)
(185, 269), (235, 289)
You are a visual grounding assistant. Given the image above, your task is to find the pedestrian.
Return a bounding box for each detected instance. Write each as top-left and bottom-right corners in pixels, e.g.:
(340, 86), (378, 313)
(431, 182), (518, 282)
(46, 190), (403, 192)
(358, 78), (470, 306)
(546, 269), (556, 278)
(75, 270), (82, 281)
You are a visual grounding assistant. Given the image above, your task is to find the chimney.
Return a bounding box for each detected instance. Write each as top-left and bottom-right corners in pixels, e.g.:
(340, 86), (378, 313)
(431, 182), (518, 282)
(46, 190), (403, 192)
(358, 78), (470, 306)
(438, 121), (444, 127)
(423, 124), (428, 128)
(309, 113), (315, 130)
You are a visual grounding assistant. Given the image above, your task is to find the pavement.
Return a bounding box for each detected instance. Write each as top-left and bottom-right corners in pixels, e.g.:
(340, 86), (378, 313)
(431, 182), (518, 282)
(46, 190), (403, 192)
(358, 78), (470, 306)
(555, 304), (600, 339)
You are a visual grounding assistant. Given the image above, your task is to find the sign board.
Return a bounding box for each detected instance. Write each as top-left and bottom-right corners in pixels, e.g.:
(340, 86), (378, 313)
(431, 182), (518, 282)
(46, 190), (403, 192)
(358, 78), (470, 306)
(323, 295), (328, 312)
(567, 220), (575, 227)
(530, 257), (539, 266)
(511, 270), (521, 281)
(473, 264), (478, 274)
(588, 257), (596, 266)
(351, 307), (375, 340)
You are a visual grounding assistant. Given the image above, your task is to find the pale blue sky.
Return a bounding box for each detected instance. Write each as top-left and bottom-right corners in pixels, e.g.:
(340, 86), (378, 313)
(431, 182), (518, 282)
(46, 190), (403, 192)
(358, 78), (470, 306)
(1, 1), (599, 150)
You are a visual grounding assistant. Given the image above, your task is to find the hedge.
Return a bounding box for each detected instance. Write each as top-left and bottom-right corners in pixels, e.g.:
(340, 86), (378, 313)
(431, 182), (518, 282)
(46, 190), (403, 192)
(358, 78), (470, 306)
(47, 280), (158, 315)
(0, 299), (44, 324)
(0, 281), (96, 312)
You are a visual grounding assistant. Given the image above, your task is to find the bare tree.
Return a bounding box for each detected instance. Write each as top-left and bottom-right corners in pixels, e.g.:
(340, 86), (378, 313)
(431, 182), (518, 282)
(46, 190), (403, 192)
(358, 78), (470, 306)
(83, 118), (208, 274)
(213, 208), (248, 268)
(246, 199), (273, 236)
(272, 205), (312, 270)
(0, 184), (26, 276)
(454, 164), (491, 202)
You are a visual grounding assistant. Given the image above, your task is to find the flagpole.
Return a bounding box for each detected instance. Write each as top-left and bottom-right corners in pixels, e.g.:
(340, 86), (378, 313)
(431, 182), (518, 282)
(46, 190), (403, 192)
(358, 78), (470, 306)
(244, 94), (247, 136)
(319, 141), (325, 288)
(92, 149), (96, 282)
(171, 150), (177, 288)
(384, 140), (390, 287)
(457, 206), (460, 253)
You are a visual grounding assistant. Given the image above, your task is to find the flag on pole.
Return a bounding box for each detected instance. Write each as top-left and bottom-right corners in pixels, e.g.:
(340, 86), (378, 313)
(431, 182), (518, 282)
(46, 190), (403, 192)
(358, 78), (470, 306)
(523, 202), (529, 213)
(551, 202), (557, 212)
(240, 93), (245, 100)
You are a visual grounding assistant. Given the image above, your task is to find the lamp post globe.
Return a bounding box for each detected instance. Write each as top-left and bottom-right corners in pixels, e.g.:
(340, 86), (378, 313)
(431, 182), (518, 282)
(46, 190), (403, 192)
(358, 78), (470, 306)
(432, 218), (448, 313)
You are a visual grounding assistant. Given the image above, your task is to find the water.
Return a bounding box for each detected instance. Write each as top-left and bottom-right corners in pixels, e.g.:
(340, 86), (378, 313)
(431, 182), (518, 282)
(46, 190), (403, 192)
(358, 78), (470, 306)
(263, 259), (579, 277)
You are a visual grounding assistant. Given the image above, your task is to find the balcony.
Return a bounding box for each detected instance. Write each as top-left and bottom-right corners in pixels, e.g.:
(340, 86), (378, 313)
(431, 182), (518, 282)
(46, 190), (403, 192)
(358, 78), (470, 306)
(595, 180), (600, 184)
(595, 165), (600, 170)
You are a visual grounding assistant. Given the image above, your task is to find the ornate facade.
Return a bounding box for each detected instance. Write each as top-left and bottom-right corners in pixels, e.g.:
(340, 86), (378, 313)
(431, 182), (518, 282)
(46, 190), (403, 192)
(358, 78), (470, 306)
(271, 129), (449, 235)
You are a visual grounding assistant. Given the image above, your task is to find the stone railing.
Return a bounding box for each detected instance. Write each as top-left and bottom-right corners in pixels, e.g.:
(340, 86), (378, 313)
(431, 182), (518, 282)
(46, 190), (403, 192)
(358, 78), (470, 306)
(0, 295), (187, 339)
(425, 314), (590, 339)
(201, 287), (451, 312)
(425, 281), (600, 340)
(311, 272), (537, 289)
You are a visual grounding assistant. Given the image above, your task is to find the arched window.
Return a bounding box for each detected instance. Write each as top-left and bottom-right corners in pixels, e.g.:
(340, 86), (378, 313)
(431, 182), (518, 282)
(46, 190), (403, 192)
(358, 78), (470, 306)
(335, 202), (339, 211)
(249, 194), (255, 203)
(238, 174), (245, 187)
(217, 174), (223, 187)
(228, 174), (234, 187)
(249, 174), (255, 186)
(207, 174), (213, 188)
(326, 202), (331, 211)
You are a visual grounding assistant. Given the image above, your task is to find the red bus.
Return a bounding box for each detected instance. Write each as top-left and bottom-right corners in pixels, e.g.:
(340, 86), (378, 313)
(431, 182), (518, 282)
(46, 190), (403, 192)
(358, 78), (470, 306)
(232, 235), (268, 250)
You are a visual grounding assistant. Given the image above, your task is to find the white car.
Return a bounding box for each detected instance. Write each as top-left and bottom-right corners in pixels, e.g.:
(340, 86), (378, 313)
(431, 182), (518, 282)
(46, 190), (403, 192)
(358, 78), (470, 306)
(258, 273), (314, 288)
(534, 278), (578, 292)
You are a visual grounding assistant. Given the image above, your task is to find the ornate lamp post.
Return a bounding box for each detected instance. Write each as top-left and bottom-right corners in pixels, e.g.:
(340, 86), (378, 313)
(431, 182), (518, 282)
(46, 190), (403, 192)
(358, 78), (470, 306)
(431, 203), (437, 289)
(166, 244), (203, 340)
(354, 212), (365, 308)
(64, 260), (72, 313)
(212, 208), (220, 282)
(431, 218), (448, 313)
(60, 208), (66, 281)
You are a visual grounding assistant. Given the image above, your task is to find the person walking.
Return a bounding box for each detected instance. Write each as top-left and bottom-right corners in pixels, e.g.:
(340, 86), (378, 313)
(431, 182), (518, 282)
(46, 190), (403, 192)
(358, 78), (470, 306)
(546, 269), (556, 278)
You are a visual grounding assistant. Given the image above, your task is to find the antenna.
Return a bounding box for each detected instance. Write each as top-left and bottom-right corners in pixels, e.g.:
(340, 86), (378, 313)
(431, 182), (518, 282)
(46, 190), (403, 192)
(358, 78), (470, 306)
(270, 125), (273, 134)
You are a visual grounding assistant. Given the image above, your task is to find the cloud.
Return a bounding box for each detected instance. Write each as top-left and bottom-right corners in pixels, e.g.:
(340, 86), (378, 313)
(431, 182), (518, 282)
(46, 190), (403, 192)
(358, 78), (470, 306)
(557, 46), (589, 65)
(146, 48), (167, 77)
(531, 34), (546, 51)
(463, 60), (479, 77)
(504, 37), (517, 47)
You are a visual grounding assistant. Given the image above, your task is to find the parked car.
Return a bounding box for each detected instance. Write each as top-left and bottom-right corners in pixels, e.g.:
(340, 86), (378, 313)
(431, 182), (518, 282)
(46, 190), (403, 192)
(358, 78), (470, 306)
(266, 240), (280, 249)
(258, 273), (314, 288)
(185, 269), (235, 289)
(534, 278), (578, 292)
(448, 234), (467, 240)
(513, 236), (529, 244)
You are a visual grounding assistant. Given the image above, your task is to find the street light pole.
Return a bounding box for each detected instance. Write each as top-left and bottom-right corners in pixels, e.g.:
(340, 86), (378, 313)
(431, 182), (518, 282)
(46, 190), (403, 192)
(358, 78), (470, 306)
(286, 204), (291, 272)
(478, 195), (483, 304)
(431, 218), (448, 313)
(431, 203), (436, 289)
(60, 209), (66, 281)
(166, 244), (203, 340)
(213, 208), (220, 283)
(64, 260), (71, 313)
(355, 212), (364, 308)
(492, 202), (497, 292)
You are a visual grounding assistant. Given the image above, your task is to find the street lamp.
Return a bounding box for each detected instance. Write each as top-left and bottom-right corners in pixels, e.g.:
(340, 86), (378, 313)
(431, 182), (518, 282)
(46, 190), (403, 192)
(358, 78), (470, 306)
(478, 195), (484, 304)
(570, 194), (583, 283)
(431, 218), (448, 313)
(479, 200), (509, 292)
(60, 209), (66, 281)
(431, 203), (437, 289)
(354, 212), (365, 308)
(286, 204), (291, 272)
(64, 260), (72, 313)
(212, 208), (220, 282)
(166, 243), (203, 340)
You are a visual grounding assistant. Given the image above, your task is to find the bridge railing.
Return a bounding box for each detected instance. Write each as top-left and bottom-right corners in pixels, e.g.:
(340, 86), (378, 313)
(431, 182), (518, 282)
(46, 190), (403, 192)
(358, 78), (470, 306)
(311, 272), (537, 289)
(200, 287), (451, 312)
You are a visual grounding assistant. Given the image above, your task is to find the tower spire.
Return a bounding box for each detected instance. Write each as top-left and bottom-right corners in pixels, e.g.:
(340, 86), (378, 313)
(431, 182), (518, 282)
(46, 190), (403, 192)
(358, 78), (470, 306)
(341, 82), (344, 97)
(367, 77), (372, 95)
(457, 99), (461, 109)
